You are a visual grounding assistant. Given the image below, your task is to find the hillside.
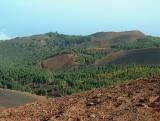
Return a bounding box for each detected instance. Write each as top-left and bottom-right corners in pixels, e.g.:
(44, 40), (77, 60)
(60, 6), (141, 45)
(1, 30), (160, 97)
(0, 77), (159, 121)
(90, 30), (145, 47)
(96, 48), (160, 66)
(0, 31), (145, 67)
(0, 89), (46, 110)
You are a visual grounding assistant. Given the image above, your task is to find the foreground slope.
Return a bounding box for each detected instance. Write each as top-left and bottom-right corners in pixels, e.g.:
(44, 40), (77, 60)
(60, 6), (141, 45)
(0, 77), (159, 121)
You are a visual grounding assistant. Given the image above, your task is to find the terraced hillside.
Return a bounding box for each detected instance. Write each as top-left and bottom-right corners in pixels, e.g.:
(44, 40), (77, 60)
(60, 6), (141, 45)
(0, 77), (159, 121)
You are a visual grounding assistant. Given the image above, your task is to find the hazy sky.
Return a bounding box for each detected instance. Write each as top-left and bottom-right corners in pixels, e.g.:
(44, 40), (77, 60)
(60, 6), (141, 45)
(0, 0), (159, 40)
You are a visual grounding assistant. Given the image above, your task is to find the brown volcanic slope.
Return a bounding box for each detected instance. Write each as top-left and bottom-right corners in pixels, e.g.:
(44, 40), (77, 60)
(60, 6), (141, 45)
(41, 54), (79, 71)
(0, 77), (160, 121)
(95, 50), (127, 66)
(96, 48), (160, 66)
(90, 30), (145, 47)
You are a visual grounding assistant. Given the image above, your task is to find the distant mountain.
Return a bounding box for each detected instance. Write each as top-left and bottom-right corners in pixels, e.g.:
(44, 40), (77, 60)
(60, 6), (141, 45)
(0, 30), (146, 70)
(1, 30), (160, 97)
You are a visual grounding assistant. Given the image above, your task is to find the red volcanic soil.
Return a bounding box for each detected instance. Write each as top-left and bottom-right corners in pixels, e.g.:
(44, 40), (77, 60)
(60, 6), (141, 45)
(41, 54), (79, 71)
(0, 77), (160, 121)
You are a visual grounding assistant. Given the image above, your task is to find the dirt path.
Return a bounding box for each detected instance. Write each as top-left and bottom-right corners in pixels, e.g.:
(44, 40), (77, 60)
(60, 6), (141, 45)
(0, 77), (160, 121)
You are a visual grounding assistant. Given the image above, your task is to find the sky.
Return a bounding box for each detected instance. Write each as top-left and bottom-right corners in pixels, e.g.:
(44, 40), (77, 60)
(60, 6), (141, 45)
(0, 0), (160, 40)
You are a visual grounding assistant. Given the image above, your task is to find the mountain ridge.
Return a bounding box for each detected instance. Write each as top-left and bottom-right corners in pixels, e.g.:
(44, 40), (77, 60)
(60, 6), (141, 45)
(0, 30), (160, 98)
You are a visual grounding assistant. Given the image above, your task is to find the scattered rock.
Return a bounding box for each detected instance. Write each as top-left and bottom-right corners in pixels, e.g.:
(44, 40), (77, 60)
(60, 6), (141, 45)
(86, 102), (95, 106)
(149, 96), (160, 103)
(88, 114), (96, 118)
(0, 77), (160, 121)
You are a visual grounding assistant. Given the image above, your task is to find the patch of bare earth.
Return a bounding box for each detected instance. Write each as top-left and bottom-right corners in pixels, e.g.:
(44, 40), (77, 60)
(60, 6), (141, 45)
(96, 48), (160, 66)
(0, 77), (160, 121)
(95, 50), (127, 66)
(41, 54), (79, 71)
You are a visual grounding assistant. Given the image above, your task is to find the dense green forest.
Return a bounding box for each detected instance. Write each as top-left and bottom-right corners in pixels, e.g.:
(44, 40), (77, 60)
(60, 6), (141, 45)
(1, 32), (160, 97)
(1, 64), (160, 96)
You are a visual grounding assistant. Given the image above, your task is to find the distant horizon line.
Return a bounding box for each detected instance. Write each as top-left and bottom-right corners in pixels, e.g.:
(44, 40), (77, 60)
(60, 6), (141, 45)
(1, 30), (159, 41)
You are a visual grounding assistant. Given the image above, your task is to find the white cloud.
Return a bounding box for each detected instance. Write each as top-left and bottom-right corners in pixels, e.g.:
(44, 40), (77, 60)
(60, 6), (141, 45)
(0, 32), (11, 40)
